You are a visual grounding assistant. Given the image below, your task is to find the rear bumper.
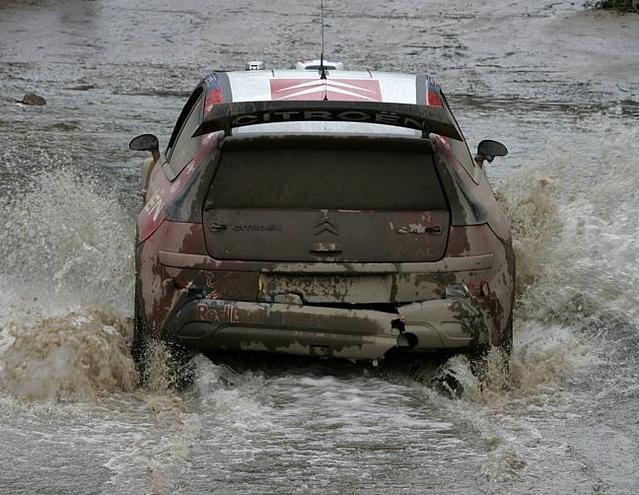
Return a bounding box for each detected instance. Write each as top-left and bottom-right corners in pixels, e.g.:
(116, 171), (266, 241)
(163, 297), (487, 360)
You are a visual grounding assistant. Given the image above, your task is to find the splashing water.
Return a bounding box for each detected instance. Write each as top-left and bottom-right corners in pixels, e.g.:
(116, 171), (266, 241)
(0, 166), (134, 313)
(0, 165), (138, 400)
(433, 123), (639, 406)
(0, 311), (137, 401)
(506, 124), (639, 327)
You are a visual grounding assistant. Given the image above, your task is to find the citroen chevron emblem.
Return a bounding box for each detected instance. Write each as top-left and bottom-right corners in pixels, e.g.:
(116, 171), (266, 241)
(270, 79), (382, 102)
(314, 212), (339, 237)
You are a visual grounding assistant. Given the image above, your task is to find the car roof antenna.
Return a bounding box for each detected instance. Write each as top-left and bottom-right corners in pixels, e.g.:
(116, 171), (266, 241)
(319, 0), (327, 82)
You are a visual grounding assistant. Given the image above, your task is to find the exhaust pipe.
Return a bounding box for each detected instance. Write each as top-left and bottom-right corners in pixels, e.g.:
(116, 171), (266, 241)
(396, 332), (418, 349)
(392, 317), (418, 349)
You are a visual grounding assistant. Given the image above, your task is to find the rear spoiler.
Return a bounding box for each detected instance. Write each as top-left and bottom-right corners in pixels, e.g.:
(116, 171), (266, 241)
(193, 101), (462, 141)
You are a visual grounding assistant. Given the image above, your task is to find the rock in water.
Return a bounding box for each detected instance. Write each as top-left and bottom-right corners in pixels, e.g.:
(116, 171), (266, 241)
(17, 93), (47, 106)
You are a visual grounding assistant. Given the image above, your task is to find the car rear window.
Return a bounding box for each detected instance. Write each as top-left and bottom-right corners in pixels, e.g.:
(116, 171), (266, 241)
(208, 148), (447, 210)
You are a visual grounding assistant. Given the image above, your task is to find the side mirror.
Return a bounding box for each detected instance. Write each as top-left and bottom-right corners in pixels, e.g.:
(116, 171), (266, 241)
(475, 139), (508, 167)
(129, 134), (160, 162)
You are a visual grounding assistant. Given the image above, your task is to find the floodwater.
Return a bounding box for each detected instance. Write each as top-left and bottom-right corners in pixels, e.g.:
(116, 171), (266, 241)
(1, 0), (638, 493)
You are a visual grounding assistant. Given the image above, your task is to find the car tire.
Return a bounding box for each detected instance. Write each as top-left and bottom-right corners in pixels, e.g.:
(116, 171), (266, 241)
(499, 313), (514, 358)
(468, 313), (513, 375)
(132, 255), (151, 385)
(132, 278), (196, 389)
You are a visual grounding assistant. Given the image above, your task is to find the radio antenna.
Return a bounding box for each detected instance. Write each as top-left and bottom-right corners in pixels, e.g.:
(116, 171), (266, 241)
(319, 0), (327, 80)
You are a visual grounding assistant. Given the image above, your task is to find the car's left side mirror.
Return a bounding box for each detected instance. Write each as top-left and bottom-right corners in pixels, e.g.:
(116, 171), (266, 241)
(475, 139), (508, 167)
(129, 134), (160, 162)
(130, 134), (161, 202)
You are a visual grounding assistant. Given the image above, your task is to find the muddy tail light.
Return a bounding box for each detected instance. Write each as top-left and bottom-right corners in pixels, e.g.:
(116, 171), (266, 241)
(205, 87), (224, 114)
(426, 90), (443, 107)
(445, 284), (469, 298)
(426, 76), (444, 107)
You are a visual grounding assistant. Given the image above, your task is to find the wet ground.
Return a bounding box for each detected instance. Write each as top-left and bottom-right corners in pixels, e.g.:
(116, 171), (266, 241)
(1, 0), (639, 493)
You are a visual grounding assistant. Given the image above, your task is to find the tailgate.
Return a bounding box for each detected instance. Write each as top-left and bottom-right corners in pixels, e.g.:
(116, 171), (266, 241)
(203, 134), (450, 263)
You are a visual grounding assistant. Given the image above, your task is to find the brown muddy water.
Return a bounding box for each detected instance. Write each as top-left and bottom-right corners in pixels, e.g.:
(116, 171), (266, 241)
(1, 1), (639, 493)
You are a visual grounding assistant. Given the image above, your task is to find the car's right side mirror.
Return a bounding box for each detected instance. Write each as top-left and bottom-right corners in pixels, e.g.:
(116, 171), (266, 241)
(475, 140), (508, 167)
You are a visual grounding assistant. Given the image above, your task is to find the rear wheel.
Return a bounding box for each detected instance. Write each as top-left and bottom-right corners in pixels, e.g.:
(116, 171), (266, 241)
(467, 316), (513, 389)
(132, 235), (195, 389)
(467, 313), (512, 371)
(499, 314), (514, 358)
(132, 270), (151, 384)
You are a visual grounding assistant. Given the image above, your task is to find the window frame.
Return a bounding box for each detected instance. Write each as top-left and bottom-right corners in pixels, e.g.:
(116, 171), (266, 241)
(163, 87), (204, 180)
(440, 93), (480, 184)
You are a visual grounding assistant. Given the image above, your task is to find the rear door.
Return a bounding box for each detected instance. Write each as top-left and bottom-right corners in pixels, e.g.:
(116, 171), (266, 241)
(203, 135), (449, 263)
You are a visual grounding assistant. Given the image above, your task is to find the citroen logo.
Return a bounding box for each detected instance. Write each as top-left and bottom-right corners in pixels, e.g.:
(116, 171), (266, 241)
(314, 212), (339, 237)
(310, 212), (342, 255)
(270, 79), (382, 102)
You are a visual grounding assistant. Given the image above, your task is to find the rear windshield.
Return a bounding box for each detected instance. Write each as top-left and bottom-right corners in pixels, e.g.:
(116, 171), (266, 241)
(209, 148), (446, 210)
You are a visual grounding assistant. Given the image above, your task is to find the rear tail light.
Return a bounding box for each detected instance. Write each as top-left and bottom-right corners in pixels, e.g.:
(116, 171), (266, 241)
(205, 86), (224, 114)
(426, 90), (443, 107)
(446, 284), (469, 298)
(426, 76), (444, 107)
(446, 282), (487, 298)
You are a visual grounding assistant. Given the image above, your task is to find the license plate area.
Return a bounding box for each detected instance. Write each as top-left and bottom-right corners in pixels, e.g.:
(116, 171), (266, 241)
(258, 274), (393, 304)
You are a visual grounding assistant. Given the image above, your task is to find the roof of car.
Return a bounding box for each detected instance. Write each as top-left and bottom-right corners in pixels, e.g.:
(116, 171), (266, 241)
(204, 69), (439, 106)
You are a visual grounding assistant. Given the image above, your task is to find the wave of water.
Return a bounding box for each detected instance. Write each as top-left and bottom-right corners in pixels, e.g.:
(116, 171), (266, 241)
(0, 166), (138, 400)
(0, 310), (137, 401)
(423, 122), (639, 487)
(0, 165), (134, 313)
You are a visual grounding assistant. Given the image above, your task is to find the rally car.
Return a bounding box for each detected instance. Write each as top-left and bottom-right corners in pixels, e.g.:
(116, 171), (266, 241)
(129, 61), (513, 380)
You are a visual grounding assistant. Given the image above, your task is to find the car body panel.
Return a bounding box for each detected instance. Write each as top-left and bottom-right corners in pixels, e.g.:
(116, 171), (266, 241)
(162, 296), (481, 360)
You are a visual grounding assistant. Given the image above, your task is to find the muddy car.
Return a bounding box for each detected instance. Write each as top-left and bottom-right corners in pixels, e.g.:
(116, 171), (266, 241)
(129, 62), (514, 378)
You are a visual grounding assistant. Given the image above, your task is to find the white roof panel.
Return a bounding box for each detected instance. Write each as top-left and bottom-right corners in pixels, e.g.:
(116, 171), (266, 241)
(224, 70), (420, 105)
